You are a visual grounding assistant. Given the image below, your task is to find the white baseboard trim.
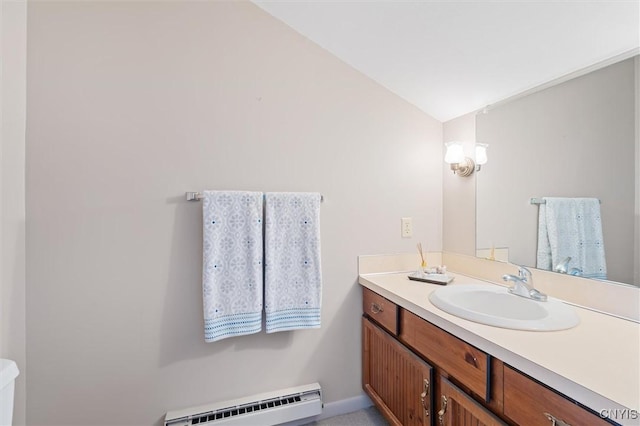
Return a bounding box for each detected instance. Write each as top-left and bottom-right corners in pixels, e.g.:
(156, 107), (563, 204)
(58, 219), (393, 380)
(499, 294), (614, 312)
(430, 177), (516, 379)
(316, 393), (373, 420)
(280, 393), (373, 426)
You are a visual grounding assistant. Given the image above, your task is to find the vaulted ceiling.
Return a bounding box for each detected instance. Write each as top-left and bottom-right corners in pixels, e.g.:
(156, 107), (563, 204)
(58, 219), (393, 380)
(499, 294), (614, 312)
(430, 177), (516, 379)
(254, 1), (639, 122)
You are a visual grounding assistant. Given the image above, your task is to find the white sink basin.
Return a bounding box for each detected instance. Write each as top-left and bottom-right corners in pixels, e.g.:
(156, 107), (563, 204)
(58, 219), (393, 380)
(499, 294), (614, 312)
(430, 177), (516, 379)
(429, 284), (580, 331)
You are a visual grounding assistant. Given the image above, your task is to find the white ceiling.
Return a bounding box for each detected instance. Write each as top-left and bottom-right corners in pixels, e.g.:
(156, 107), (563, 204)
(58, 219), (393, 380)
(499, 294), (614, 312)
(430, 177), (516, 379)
(253, 1), (640, 122)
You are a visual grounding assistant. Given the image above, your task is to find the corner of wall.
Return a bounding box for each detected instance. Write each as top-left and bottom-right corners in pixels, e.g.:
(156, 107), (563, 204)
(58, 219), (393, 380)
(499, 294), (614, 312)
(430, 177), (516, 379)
(442, 113), (477, 257)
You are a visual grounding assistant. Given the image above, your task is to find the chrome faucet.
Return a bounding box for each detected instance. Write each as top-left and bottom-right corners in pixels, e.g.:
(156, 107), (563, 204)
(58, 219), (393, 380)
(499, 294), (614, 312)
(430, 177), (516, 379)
(502, 266), (547, 302)
(554, 257), (572, 274)
(568, 267), (583, 276)
(554, 257), (583, 276)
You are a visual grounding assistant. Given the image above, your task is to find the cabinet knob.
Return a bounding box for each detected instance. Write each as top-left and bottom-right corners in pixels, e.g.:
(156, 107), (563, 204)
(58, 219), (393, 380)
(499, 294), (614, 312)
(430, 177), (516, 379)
(544, 412), (571, 426)
(370, 302), (384, 314)
(438, 395), (448, 425)
(464, 352), (478, 368)
(420, 379), (430, 416)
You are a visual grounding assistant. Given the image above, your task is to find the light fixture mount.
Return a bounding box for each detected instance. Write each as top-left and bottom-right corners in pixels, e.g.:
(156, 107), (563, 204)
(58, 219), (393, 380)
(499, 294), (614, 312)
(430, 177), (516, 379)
(444, 141), (487, 177)
(450, 157), (475, 177)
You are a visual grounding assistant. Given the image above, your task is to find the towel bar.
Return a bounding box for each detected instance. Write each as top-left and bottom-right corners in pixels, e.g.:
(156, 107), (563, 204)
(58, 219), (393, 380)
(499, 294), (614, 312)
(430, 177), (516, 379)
(530, 197), (600, 205)
(186, 192), (324, 202)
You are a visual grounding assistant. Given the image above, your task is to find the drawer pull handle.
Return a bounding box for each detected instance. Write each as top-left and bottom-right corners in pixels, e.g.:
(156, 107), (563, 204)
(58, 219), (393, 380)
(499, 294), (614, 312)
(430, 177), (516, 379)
(464, 352), (478, 368)
(544, 412), (571, 426)
(370, 302), (384, 314)
(420, 379), (430, 416)
(438, 395), (447, 425)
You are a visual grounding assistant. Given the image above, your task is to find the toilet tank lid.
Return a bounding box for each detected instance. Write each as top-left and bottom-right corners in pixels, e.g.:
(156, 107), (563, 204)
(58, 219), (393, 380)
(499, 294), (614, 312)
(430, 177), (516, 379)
(0, 359), (19, 390)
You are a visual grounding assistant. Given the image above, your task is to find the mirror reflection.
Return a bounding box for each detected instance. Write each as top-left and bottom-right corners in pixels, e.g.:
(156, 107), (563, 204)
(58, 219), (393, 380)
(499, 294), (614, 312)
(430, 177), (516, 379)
(476, 55), (639, 287)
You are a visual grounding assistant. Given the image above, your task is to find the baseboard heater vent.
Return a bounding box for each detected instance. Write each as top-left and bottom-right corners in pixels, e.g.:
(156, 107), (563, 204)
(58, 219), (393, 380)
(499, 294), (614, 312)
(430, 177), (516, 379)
(164, 383), (322, 426)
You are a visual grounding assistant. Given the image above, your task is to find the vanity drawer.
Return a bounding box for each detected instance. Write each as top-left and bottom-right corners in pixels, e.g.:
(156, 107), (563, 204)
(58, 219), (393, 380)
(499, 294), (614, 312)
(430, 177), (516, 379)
(503, 365), (610, 426)
(362, 288), (398, 335)
(401, 310), (490, 401)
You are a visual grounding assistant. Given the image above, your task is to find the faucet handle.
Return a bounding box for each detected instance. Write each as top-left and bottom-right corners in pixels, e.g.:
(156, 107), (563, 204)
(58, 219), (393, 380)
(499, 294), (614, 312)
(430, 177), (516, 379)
(517, 265), (532, 281)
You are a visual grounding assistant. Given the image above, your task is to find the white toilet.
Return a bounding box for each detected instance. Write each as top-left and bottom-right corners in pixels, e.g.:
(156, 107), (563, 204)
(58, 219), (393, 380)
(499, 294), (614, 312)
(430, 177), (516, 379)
(0, 359), (19, 426)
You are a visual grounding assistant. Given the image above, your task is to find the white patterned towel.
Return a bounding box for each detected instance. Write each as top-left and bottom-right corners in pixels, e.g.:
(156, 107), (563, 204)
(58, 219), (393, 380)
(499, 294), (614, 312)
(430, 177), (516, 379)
(264, 192), (322, 333)
(202, 191), (264, 342)
(536, 197), (607, 279)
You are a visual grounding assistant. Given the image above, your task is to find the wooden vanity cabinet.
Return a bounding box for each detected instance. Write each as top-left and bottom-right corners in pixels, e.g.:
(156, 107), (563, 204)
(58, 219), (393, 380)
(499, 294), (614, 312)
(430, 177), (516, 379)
(503, 365), (610, 426)
(438, 377), (507, 426)
(401, 310), (490, 402)
(363, 287), (399, 335)
(362, 287), (618, 426)
(362, 318), (433, 426)
(400, 309), (505, 426)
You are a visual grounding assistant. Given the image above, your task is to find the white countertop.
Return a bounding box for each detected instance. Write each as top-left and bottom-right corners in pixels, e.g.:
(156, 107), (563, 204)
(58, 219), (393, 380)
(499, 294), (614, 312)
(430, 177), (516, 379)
(359, 271), (640, 423)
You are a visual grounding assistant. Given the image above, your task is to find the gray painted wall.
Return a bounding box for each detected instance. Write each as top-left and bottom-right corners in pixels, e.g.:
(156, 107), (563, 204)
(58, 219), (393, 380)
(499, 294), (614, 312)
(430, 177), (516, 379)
(26, 2), (443, 425)
(1, 1), (27, 424)
(635, 55), (640, 285)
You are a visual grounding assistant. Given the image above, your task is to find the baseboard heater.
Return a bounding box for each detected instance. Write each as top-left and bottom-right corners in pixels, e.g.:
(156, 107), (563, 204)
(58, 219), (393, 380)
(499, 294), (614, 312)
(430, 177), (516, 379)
(164, 383), (322, 426)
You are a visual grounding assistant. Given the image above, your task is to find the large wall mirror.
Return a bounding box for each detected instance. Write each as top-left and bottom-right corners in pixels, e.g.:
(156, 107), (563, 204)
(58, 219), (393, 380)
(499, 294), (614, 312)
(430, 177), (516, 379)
(476, 54), (639, 287)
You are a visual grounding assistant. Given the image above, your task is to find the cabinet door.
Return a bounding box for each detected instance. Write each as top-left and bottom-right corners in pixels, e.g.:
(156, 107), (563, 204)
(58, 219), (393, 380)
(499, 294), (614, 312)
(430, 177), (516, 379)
(363, 317), (433, 426)
(437, 377), (507, 426)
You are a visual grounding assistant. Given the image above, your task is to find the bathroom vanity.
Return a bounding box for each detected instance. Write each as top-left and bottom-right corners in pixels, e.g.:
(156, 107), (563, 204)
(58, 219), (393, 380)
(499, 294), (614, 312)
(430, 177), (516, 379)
(359, 258), (639, 426)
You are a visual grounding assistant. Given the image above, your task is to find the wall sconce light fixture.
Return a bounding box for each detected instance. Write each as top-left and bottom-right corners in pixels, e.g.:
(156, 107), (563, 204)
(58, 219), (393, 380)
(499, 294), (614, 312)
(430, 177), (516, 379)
(444, 142), (488, 177)
(475, 143), (488, 171)
(445, 141), (475, 177)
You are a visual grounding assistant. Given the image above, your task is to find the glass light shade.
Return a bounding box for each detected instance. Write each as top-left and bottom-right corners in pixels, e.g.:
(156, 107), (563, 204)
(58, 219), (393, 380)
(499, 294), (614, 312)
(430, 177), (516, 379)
(444, 142), (465, 164)
(475, 143), (488, 165)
